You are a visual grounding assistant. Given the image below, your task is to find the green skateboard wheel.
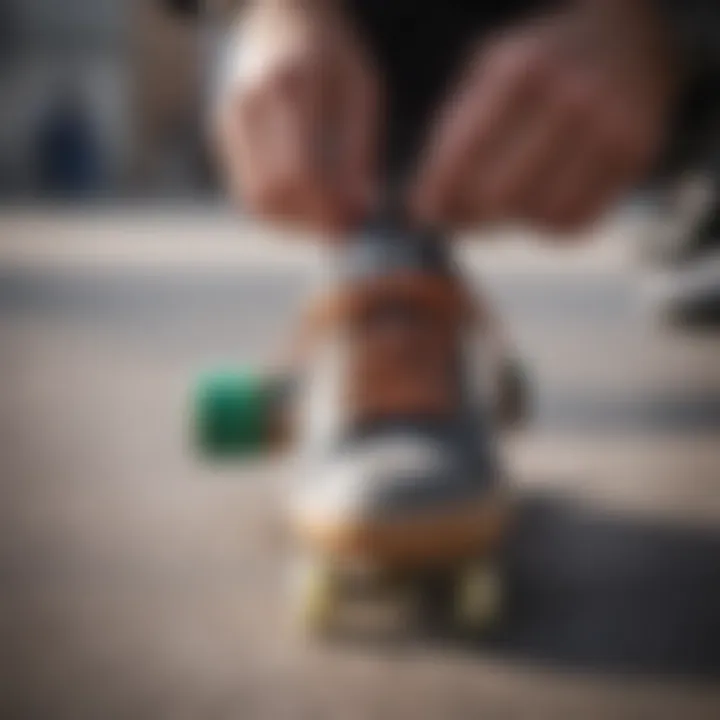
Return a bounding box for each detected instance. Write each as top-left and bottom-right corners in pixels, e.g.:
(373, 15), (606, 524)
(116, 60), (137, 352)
(194, 369), (273, 457)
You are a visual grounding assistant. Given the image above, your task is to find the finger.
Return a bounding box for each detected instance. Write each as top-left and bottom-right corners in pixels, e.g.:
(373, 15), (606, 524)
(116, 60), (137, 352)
(563, 168), (624, 231)
(226, 88), (273, 212)
(527, 134), (599, 233)
(213, 98), (244, 202)
(530, 103), (647, 233)
(283, 45), (379, 235)
(412, 38), (549, 226)
(302, 53), (362, 234)
(249, 60), (342, 231)
(336, 55), (380, 223)
(459, 86), (571, 225)
(495, 74), (599, 222)
(558, 129), (647, 232)
(261, 62), (320, 223)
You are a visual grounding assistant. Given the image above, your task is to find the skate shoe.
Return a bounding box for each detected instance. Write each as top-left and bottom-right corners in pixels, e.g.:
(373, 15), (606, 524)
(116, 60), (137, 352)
(285, 220), (512, 633)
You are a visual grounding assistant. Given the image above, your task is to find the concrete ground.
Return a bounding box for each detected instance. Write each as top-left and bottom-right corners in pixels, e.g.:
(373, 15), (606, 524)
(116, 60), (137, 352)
(1, 209), (719, 719)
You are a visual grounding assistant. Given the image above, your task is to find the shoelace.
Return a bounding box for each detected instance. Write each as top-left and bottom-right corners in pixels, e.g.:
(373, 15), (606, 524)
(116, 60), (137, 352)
(342, 273), (469, 422)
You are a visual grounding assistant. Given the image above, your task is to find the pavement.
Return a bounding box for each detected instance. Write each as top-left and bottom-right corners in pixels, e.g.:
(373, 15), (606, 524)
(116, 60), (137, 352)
(1, 209), (719, 719)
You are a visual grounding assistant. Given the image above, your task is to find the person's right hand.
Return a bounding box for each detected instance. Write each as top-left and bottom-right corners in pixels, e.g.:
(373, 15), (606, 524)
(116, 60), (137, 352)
(410, 0), (679, 235)
(214, 1), (380, 235)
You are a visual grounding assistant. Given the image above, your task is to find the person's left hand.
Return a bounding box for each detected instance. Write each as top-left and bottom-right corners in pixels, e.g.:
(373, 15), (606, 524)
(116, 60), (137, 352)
(411, 0), (680, 234)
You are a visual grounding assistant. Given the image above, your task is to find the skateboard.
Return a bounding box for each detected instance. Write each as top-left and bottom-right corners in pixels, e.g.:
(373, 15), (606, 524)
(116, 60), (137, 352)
(192, 222), (530, 636)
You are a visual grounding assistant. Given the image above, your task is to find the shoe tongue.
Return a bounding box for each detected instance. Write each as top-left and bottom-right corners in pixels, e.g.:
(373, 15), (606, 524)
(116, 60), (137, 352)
(328, 219), (466, 427)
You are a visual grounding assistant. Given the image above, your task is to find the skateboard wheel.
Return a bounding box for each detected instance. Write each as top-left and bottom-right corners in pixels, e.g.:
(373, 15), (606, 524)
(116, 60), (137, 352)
(455, 560), (503, 631)
(293, 556), (338, 636)
(194, 369), (274, 457)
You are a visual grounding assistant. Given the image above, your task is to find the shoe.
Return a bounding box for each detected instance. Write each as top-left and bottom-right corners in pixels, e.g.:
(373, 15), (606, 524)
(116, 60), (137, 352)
(644, 249), (720, 327)
(284, 219), (511, 634)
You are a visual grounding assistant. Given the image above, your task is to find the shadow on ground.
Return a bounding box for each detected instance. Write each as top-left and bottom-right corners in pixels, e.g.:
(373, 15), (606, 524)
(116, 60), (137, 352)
(435, 492), (720, 678)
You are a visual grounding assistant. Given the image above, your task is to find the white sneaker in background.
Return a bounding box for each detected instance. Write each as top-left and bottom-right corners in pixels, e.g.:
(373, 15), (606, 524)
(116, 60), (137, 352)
(628, 172), (716, 267)
(642, 250), (720, 325)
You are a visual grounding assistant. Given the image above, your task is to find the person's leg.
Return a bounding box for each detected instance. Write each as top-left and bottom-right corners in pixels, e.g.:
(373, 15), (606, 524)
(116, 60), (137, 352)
(346, 1), (535, 185)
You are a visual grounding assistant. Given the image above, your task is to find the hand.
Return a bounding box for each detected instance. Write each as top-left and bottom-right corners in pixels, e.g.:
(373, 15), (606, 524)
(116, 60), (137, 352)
(411, 0), (680, 234)
(214, 0), (379, 235)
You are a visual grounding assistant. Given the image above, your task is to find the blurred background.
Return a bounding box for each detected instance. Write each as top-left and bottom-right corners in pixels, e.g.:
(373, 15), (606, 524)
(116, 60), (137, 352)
(0, 0), (718, 284)
(0, 0), (228, 201)
(0, 2), (719, 719)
